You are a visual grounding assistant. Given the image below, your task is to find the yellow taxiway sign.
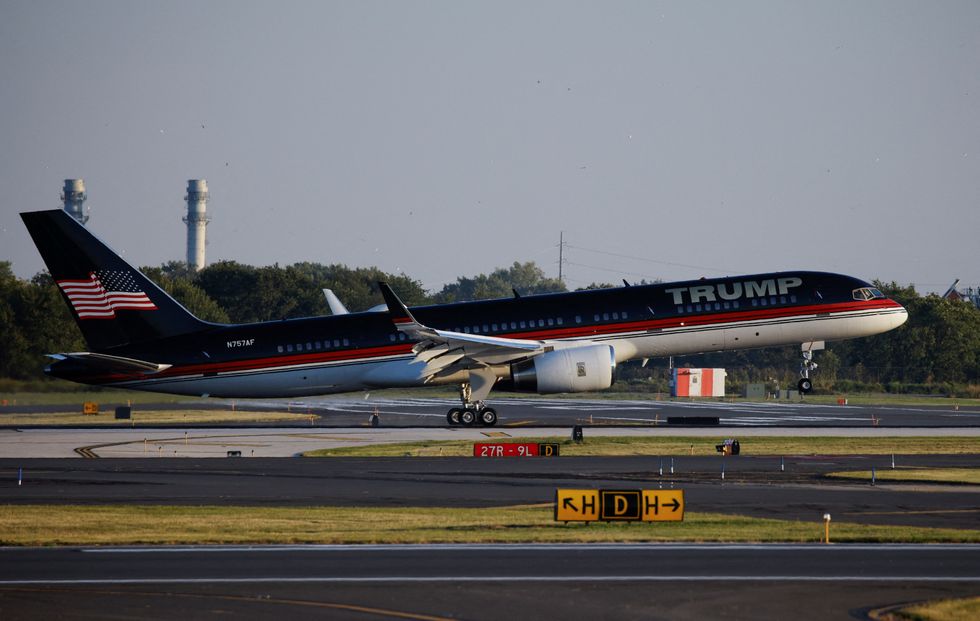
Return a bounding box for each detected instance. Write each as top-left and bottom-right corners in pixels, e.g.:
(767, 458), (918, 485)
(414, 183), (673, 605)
(554, 489), (684, 522)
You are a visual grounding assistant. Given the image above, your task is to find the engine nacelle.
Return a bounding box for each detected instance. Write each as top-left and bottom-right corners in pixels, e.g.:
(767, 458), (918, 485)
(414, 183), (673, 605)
(509, 344), (616, 394)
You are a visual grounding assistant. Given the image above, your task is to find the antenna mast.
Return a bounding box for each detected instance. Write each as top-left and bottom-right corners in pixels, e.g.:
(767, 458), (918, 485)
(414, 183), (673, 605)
(558, 231), (566, 285)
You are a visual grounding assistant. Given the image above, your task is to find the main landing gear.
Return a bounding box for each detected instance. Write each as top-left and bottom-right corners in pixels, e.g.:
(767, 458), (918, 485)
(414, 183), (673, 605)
(446, 405), (497, 427)
(447, 382), (497, 426)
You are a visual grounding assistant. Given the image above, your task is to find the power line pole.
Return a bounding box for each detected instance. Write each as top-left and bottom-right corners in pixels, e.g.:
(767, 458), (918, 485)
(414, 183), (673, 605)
(558, 231), (565, 285)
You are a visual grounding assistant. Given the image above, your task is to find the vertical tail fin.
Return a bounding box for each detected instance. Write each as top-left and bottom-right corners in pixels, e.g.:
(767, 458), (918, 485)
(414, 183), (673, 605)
(20, 209), (213, 351)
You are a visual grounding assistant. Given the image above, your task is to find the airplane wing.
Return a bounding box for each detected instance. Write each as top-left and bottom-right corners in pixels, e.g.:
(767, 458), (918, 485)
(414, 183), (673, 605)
(378, 282), (550, 377)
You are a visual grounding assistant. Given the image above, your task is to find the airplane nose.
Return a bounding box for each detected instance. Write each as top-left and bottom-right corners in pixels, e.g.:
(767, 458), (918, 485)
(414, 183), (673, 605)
(891, 303), (909, 329)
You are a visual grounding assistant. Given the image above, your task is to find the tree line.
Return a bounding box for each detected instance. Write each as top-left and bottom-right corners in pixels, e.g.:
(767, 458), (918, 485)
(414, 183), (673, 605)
(1, 260), (977, 394)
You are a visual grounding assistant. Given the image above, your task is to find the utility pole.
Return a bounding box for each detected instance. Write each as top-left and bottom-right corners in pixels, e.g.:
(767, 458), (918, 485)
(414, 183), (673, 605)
(558, 231), (566, 285)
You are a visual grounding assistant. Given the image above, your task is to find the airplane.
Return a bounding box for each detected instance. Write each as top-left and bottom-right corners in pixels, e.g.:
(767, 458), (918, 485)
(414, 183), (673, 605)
(21, 209), (908, 426)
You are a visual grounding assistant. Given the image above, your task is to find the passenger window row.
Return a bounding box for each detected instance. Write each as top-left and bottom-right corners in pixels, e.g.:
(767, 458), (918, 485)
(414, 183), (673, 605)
(449, 317), (566, 335)
(750, 295), (796, 307)
(675, 295), (798, 314)
(591, 311), (630, 322)
(277, 338), (349, 354)
(677, 300), (742, 314)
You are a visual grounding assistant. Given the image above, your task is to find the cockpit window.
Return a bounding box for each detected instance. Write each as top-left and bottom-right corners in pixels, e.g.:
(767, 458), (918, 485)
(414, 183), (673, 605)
(853, 287), (886, 301)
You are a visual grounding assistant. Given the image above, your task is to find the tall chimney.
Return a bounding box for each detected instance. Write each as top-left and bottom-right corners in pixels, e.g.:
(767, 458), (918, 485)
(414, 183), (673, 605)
(62, 179), (89, 225)
(183, 179), (210, 271)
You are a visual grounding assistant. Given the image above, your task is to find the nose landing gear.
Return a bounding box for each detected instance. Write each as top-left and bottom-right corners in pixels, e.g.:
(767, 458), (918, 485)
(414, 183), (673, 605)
(798, 342), (823, 394)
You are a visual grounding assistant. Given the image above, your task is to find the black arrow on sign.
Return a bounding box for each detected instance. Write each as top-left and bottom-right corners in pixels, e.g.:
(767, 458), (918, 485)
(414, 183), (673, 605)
(665, 498), (681, 512)
(563, 497), (578, 512)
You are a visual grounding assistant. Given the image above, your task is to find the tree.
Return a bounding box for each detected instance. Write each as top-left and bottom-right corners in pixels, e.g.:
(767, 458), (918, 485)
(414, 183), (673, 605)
(0, 265), (85, 379)
(434, 262), (566, 303)
(142, 266), (230, 323)
(193, 261), (264, 323)
(0, 262), (28, 378)
(193, 261), (429, 323)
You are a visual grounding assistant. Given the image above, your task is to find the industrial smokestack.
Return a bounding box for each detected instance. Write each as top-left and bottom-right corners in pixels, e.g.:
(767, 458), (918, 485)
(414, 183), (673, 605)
(62, 179), (89, 225)
(182, 179), (210, 271)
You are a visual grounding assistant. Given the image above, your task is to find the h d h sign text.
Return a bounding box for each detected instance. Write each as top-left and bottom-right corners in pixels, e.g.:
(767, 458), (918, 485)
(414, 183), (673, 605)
(554, 489), (684, 522)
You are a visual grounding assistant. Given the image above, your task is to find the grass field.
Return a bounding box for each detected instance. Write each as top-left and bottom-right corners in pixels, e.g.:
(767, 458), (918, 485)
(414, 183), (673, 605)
(304, 435), (980, 458)
(894, 597), (980, 621)
(827, 468), (980, 485)
(1, 504), (978, 546)
(0, 390), (190, 406)
(0, 409), (319, 426)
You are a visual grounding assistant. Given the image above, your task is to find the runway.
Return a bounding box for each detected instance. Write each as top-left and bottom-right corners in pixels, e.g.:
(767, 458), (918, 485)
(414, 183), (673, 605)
(5, 396), (980, 428)
(2, 399), (979, 619)
(3, 425), (979, 459)
(3, 454), (979, 528)
(288, 395), (979, 428)
(1, 544), (979, 620)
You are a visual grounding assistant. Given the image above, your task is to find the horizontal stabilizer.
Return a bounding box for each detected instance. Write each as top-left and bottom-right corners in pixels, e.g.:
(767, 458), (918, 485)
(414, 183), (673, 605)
(50, 352), (172, 375)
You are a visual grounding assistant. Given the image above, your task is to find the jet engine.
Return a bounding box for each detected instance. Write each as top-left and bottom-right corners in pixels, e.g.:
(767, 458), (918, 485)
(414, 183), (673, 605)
(509, 344), (616, 394)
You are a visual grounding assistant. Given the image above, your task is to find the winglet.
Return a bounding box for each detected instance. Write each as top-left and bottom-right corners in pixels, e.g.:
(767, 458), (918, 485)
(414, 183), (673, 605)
(322, 289), (350, 315)
(378, 282), (424, 332)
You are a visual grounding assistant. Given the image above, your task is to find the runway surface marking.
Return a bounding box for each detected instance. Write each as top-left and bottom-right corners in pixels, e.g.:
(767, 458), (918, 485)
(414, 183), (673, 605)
(5, 545), (977, 585)
(1, 587), (454, 621)
(285, 434), (376, 441)
(577, 416), (661, 423)
(539, 405), (657, 411)
(3, 576), (978, 584)
(843, 509), (980, 516)
(258, 396), (980, 427)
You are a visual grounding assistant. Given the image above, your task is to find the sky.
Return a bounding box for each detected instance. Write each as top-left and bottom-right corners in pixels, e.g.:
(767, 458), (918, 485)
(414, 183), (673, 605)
(1, 1), (977, 294)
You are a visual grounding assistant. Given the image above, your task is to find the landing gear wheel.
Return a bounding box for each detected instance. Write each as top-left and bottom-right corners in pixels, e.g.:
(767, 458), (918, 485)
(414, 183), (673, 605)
(479, 408), (497, 427)
(447, 408), (462, 425)
(460, 409), (476, 426)
(798, 378), (813, 394)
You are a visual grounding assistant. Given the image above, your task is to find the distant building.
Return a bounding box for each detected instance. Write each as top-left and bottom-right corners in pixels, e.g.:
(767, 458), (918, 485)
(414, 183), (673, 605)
(61, 179), (89, 225)
(183, 179), (210, 271)
(942, 279), (980, 308)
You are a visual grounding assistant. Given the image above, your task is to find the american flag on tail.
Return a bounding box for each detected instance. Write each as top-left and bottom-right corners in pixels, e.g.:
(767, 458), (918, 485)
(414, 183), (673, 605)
(57, 270), (157, 319)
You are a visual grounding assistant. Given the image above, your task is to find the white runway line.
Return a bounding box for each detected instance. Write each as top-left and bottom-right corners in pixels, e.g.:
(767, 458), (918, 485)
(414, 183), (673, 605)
(78, 543), (980, 552)
(2, 576), (977, 585)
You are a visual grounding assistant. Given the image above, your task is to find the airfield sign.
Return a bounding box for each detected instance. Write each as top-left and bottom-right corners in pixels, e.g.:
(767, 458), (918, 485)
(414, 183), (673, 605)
(555, 489), (600, 521)
(555, 489), (684, 522)
(641, 490), (684, 522)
